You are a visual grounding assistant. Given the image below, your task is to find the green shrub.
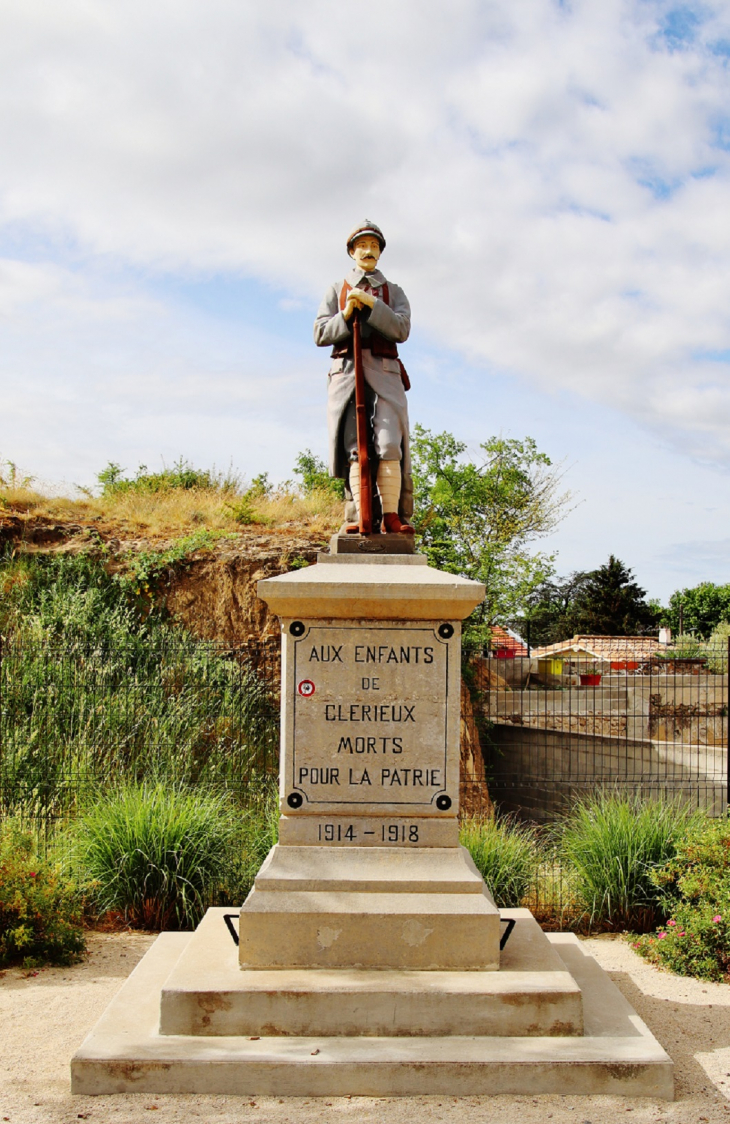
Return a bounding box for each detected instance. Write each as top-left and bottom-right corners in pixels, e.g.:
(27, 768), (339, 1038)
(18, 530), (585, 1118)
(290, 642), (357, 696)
(119, 529), (230, 600)
(655, 633), (706, 661)
(0, 819), (85, 967)
(705, 622), (730, 673)
(0, 548), (138, 642)
(558, 792), (693, 930)
(460, 815), (540, 906)
(97, 458), (240, 496)
(293, 449), (345, 500)
(73, 783), (240, 930)
(634, 816), (730, 981)
(224, 496), (269, 526)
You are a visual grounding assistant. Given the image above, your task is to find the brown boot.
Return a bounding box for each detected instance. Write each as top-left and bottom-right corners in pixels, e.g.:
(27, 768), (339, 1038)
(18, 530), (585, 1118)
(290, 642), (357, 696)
(382, 511), (415, 535)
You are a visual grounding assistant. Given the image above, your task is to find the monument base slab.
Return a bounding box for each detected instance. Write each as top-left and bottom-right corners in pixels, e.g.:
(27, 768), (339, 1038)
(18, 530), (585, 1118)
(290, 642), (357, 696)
(71, 910), (673, 1099)
(239, 889), (500, 971)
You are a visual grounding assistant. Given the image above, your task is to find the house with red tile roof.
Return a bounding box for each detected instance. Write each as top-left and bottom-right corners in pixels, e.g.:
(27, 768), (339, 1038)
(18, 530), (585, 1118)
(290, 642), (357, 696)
(489, 626), (529, 657)
(531, 634), (667, 666)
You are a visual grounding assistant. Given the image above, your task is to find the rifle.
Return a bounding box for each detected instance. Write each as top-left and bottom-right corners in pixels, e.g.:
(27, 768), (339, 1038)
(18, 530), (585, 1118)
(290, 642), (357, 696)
(352, 310), (373, 534)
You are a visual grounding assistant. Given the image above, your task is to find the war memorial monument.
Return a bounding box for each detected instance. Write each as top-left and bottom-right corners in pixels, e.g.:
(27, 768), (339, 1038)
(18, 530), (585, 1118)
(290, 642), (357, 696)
(71, 224), (673, 1099)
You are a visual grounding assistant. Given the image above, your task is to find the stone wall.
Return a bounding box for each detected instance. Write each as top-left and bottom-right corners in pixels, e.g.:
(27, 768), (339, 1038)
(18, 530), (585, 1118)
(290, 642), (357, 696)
(485, 723), (727, 822)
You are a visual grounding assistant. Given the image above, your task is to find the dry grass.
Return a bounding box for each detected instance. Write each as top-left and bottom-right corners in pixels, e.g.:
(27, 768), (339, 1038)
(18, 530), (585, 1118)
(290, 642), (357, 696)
(0, 481), (342, 540)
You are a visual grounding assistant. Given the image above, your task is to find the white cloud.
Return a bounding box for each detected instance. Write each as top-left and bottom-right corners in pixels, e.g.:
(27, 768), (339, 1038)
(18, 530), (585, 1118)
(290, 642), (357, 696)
(0, 257), (325, 489)
(2, 0), (730, 487)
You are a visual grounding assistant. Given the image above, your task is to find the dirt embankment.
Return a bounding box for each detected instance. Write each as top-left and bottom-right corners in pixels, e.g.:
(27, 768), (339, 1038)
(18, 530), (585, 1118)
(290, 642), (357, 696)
(161, 532), (324, 645)
(1, 507), (325, 644)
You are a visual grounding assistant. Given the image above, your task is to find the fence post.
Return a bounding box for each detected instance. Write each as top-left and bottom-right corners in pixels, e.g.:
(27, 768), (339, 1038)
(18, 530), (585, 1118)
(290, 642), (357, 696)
(727, 635), (730, 814)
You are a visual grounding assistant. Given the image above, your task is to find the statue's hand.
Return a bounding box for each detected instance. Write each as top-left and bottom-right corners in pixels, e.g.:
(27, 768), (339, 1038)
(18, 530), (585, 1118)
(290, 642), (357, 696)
(353, 288), (375, 309)
(343, 289), (375, 319)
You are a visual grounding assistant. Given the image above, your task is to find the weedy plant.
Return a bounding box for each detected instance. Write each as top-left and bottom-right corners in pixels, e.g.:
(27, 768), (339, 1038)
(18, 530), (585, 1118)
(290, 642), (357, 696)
(0, 817), (86, 967)
(634, 814), (730, 982)
(557, 791), (694, 931)
(459, 814), (541, 907)
(705, 623), (730, 674)
(73, 783), (240, 930)
(1, 454), (342, 537)
(96, 458), (242, 497)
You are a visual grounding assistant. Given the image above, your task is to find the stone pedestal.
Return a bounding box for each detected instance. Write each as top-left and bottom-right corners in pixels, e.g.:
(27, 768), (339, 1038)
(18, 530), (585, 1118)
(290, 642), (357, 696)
(238, 552), (500, 972)
(71, 553), (673, 1100)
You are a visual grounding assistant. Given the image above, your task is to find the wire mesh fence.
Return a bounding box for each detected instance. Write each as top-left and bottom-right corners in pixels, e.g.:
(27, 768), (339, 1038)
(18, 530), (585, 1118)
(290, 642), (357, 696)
(2, 631), (728, 923)
(461, 637), (730, 923)
(0, 635), (281, 833)
(463, 638), (729, 821)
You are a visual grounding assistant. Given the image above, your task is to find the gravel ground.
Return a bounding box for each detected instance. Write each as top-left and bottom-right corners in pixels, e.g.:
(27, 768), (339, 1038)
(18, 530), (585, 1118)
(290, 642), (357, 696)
(2, 931), (730, 1124)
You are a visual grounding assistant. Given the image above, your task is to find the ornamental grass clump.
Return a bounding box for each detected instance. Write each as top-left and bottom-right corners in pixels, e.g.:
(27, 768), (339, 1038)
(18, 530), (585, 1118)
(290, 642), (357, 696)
(236, 781), (280, 900)
(460, 814), (541, 907)
(634, 815), (730, 982)
(73, 783), (239, 930)
(557, 792), (693, 931)
(0, 819), (86, 967)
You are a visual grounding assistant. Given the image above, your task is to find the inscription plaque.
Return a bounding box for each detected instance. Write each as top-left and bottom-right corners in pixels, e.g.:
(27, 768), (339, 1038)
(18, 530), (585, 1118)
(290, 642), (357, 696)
(280, 618), (460, 821)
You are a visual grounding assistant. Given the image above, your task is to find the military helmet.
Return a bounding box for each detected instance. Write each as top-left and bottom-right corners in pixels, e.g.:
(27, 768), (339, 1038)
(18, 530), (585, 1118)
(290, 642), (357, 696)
(346, 221), (386, 254)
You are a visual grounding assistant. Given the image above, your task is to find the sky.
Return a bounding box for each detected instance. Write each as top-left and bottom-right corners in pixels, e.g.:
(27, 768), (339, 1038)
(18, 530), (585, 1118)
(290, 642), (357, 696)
(2, 0), (730, 603)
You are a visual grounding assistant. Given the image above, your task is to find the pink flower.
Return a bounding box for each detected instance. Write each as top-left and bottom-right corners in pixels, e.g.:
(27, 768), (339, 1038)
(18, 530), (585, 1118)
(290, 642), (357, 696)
(29, 872), (36, 878)
(668, 919), (677, 926)
(657, 932), (667, 939)
(713, 915), (722, 923)
(679, 931), (686, 937)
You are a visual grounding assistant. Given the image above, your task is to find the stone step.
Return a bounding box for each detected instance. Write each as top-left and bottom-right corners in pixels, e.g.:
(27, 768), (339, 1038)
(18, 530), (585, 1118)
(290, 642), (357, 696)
(160, 908), (582, 1038)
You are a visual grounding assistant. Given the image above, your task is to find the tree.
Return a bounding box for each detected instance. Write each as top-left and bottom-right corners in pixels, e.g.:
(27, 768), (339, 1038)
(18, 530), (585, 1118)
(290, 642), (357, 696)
(665, 582), (730, 639)
(293, 450), (344, 499)
(519, 556), (659, 644)
(568, 555), (658, 636)
(410, 426), (572, 641)
(516, 571), (592, 648)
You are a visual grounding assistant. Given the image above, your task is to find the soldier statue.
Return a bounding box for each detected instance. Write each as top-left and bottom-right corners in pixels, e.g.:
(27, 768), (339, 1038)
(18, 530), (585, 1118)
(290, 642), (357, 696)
(314, 221), (414, 535)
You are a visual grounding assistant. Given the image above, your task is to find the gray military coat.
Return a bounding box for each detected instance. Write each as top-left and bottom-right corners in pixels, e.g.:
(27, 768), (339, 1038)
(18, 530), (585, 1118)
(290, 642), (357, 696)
(313, 266), (413, 519)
